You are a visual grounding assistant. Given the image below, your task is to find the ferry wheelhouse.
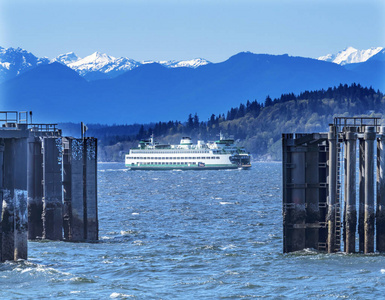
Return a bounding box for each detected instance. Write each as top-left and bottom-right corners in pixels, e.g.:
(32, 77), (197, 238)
(125, 134), (251, 170)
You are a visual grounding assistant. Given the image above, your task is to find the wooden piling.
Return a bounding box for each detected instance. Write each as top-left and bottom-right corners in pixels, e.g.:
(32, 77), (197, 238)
(27, 137), (43, 239)
(2, 139), (16, 261)
(364, 126), (376, 253)
(85, 138), (98, 241)
(63, 138), (85, 240)
(0, 111), (99, 262)
(345, 127), (357, 253)
(0, 139), (4, 260)
(14, 189), (28, 260)
(2, 188), (15, 261)
(377, 127), (385, 252)
(305, 144), (320, 249)
(2, 138), (28, 260)
(282, 117), (384, 255)
(42, 137), (63, 240)
(13, 138), (28, 260)
(62, 138), (98, 241)
(358, 137), (365, 253)
(288, 144), (306, 251)
(327, 125), (338, 253)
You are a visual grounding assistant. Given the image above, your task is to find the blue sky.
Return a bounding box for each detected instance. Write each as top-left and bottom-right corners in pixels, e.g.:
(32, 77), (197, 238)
(1, 0), (384, 62)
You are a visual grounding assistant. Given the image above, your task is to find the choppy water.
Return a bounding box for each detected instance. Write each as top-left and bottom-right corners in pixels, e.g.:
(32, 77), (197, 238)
(2, 162), (385, 299)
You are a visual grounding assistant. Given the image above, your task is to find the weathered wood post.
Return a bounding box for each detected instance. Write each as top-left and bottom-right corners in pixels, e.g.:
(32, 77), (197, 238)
(364, 126), (376, 253)
(286, 136), (306, 251)
(13, 136), (28, 260)
(62, 137), (98, 241)
(42, 137), (63, 240)
(0, 111), (99, 262)
(0, 139), (4, 260)
(377, 126), (385, 252)
(305, 143), (320, 249)
(327, 125), (338, 253)
(27, 137), (43, 239)
(1, 139), (14, 261)
(63, 138), (85, 240)
(2, 136), (28, 261)
(85, 138), (98, 241)
(345, 127), (357, 253)
(358, 135), (365, 252)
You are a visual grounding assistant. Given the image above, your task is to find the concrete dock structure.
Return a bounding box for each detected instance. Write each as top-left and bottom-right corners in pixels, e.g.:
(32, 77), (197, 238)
(283, 117), (384, 254)
(0, 111), (98, 262)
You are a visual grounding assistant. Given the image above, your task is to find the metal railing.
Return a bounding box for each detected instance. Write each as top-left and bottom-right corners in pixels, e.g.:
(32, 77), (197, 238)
(0, 111), (18, 124)
(28, 123), (59, 133)
(334, 117), (381, 133)
(0, 111), (60, 133)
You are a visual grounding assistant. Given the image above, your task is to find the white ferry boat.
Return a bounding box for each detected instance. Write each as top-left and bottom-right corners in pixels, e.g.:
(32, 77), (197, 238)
(125, 134), (251, 170)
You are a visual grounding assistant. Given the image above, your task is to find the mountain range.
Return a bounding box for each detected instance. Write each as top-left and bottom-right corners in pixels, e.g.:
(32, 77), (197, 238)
(0, 47), (210, 83)
(0, 46), (384, 124)
(318, 46), (383, 65)
(1, 46), (382, 83)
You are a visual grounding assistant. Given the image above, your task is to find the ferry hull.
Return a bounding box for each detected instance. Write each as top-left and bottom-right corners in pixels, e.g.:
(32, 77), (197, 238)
(126, 164), (240, 170)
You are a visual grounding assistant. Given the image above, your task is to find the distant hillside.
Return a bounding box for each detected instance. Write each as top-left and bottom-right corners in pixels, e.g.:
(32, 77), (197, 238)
(91, 84), (385, 161)
(3, 52), (383, 124)
(219, 84), (384, 160)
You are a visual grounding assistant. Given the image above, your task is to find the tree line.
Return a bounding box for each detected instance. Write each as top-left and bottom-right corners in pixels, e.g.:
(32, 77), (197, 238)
(72, 83), (384, 161)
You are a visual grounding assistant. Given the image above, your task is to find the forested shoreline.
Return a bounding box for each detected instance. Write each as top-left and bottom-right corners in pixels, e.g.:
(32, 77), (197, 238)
(60, 84), (385, 161)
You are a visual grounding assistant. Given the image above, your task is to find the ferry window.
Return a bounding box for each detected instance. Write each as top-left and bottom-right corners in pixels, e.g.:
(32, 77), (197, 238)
(193, 162), (196, 164)
(216, 157), (220, 159)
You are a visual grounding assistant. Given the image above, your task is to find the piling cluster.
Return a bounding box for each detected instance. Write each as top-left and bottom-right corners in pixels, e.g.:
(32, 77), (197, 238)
(282, 117), (385, 254)
(0, 111), (98, 262)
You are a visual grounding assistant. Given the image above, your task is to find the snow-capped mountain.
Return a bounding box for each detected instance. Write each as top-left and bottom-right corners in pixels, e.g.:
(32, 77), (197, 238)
(56, 52), (210, 79)
(318, 47), (383, 65)
(66, 52), (139, 77)
(53, 52), (80, 65)
(0, 47), (211, 82)
(143, 58), (210, 68)
(0, 47), (49, 82)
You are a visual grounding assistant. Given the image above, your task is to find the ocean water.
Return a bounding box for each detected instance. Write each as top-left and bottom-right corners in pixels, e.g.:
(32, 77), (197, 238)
(2, 162), (385, 299)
